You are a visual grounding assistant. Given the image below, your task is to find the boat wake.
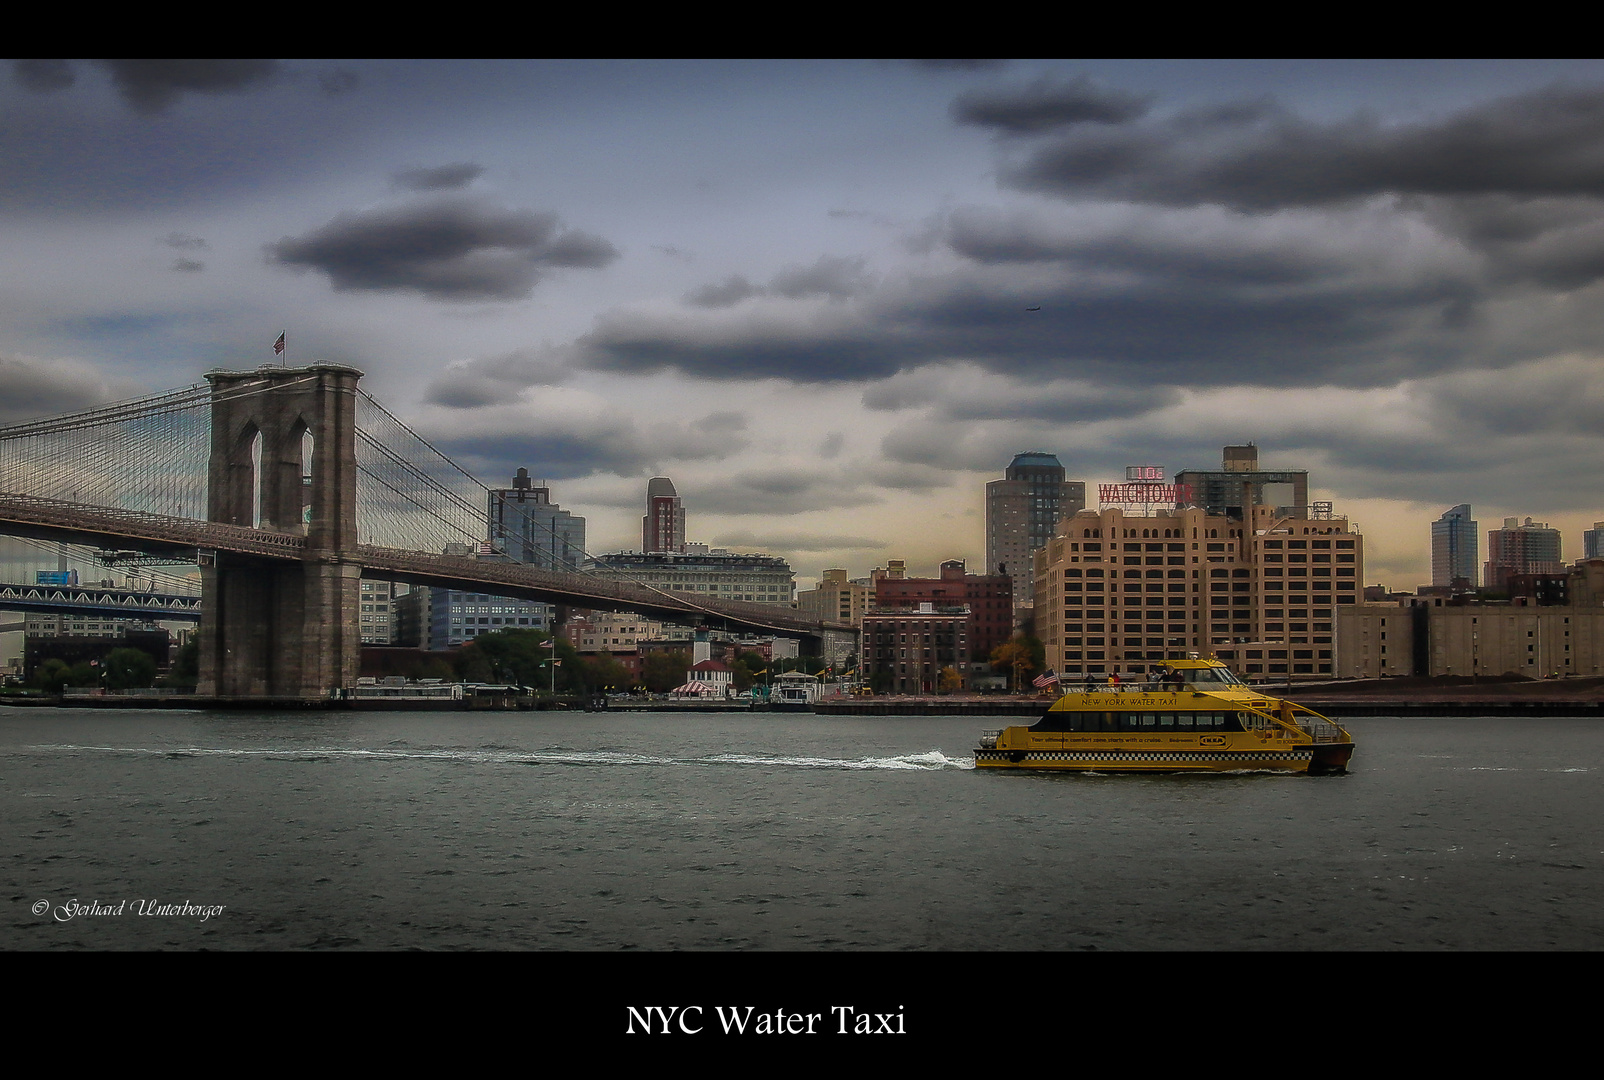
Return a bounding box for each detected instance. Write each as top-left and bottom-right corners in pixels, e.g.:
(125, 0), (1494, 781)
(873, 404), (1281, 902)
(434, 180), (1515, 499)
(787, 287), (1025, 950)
(29, 744), (972, 771)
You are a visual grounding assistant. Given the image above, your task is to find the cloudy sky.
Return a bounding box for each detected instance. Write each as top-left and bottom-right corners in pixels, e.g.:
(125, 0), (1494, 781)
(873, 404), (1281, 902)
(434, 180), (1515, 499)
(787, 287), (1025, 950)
(8, 59), (1604, 590)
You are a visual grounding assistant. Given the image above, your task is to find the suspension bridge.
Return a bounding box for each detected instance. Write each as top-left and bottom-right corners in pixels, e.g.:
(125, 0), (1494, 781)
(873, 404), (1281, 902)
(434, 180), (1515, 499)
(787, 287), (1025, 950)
(0, 363), (851, 698)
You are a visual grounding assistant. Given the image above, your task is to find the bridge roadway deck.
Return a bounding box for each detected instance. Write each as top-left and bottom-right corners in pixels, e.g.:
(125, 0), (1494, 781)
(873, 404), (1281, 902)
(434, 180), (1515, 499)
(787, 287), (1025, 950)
(0, 493), (846, 638)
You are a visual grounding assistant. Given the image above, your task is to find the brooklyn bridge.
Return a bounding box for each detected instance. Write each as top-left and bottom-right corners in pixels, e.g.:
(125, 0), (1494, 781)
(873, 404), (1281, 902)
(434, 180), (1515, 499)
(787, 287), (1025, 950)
(0, 363), (851, 699)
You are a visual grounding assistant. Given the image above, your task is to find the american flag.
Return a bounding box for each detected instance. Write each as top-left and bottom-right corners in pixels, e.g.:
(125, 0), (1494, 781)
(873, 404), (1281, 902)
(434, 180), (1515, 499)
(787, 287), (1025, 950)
(1032, 669), (1059, 688)
(273, 332), (285, 356)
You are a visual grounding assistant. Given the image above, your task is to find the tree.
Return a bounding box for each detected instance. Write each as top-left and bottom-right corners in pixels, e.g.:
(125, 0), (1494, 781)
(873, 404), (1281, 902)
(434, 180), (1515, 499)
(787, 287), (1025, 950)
(162, 639), (199, 689)
(581, 652), (635, 693)
(32, 658), (73, 693)
(454, 628), (582, 692)
(104, 647), (157, 690)
(729, 650), (767, 692)
(938, 666), (963, 694)
(991, 634), (1044, 692)
(641, 649), (691, 693)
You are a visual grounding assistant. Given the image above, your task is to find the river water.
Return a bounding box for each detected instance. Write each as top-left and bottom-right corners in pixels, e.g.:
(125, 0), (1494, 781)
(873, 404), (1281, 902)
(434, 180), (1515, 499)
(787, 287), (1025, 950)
(4, 708), (1601, 953)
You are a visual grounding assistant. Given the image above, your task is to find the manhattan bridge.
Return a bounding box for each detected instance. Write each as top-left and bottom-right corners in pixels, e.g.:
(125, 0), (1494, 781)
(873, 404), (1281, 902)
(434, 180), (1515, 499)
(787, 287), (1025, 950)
(0, 363), (846, 698)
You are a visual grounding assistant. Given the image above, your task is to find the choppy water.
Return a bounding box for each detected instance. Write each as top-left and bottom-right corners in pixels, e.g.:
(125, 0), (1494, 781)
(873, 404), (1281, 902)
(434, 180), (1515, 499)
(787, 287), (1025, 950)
(4, 708), (1602, 951)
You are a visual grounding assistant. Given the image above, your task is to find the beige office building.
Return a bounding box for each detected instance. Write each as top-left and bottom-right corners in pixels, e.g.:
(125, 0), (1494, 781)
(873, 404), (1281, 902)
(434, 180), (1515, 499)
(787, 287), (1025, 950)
(1035, 502), (1362, 680)
(796, 569), (871, 628)
(1337, 559), (1604, 678)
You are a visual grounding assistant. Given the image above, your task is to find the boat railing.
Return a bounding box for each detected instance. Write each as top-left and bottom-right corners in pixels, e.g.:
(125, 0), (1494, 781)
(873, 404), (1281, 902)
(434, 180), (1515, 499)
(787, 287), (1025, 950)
(977, 730), (1000, 749)
(1289, 710), (1348, 743)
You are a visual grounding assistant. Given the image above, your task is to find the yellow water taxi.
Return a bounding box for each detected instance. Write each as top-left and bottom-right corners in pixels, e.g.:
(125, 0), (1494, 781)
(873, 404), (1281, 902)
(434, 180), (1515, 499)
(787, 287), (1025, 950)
(975, 658), (1353, 774)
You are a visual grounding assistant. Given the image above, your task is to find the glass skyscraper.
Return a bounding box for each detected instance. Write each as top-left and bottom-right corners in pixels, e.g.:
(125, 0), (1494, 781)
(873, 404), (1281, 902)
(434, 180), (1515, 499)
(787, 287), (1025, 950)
(1431, 504), (1478, 589)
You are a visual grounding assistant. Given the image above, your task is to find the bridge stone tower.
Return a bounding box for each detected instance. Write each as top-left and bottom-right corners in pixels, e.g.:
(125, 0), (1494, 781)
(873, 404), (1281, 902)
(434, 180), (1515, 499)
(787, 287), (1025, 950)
(196, 364), (364, 698)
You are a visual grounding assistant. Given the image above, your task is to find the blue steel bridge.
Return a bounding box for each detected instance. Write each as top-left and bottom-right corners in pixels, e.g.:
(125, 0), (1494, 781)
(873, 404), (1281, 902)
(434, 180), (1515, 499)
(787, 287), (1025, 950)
(0, 364), (850, 697)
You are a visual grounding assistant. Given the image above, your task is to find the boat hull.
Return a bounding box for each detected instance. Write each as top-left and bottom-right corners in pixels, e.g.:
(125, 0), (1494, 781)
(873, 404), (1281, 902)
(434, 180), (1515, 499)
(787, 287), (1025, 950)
(974, 744), (1352, 774)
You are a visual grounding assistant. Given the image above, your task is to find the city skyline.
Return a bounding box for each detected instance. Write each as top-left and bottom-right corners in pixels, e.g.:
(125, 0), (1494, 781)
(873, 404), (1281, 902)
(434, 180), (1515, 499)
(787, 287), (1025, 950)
(9, 60), (1604, 591)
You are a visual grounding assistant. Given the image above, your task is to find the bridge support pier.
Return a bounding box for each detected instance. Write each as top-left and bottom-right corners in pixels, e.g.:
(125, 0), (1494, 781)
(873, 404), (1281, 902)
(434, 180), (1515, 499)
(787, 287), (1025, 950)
(197, 555), (362, 698)
(196, 364), (363, 700)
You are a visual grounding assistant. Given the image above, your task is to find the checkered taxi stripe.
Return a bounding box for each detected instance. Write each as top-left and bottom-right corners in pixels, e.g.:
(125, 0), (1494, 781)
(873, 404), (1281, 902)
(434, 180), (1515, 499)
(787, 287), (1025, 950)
(976, 749), (1313, 765)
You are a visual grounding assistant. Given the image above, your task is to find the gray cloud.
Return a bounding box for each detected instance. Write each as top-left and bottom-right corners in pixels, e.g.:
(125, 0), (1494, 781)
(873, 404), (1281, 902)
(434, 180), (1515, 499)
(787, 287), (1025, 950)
(95, 60), (280, 114)
(0, 354), (131, 423)
(170, 258), (204, 272)
(689, 469), (882, 515)
(12, 60), (74, 92)
(268, 196), (620, 301)
(770, 255), (874, 300)
(684, 255), (873, 308)
(1005, 83), (1604, 211)
(419, 399), (753, 481)
(587, 236), (1480, 390)
(423, 346), (576, 408)
(952, 76), (1152, 133)
(863, 364), (1184, 423)
(686, 275), (762, 307)
(392, 162), (484, 192)
(647, 411), (750, 462)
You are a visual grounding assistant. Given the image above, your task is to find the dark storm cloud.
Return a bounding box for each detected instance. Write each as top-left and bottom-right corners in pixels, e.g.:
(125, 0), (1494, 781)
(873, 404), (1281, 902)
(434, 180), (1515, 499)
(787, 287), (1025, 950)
(1004, 83), (1604, 210)
(952, 76), (1152, 133)
(588, 248), (1478, 389)
(392, 162), (485, 192)
(582, 308), (916, 381)
(943, 205), (1345, 286)
(268, 196), (620, 301)
(95, 60), (280, 114)
(12, 59), (74, 92)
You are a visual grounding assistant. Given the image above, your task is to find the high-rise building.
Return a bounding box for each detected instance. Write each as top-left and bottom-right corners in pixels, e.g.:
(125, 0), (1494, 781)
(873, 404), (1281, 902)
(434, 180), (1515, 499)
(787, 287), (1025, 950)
(1431, 504), (1479, 589)
(1174, 444), (1308, 520)
(642, 476), (686, 554)
(488, 468), (586, 572)
(1485, 517), (1563, 592)
(1584, 522), (1604, 559)
(986, 452), (1085, 628)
